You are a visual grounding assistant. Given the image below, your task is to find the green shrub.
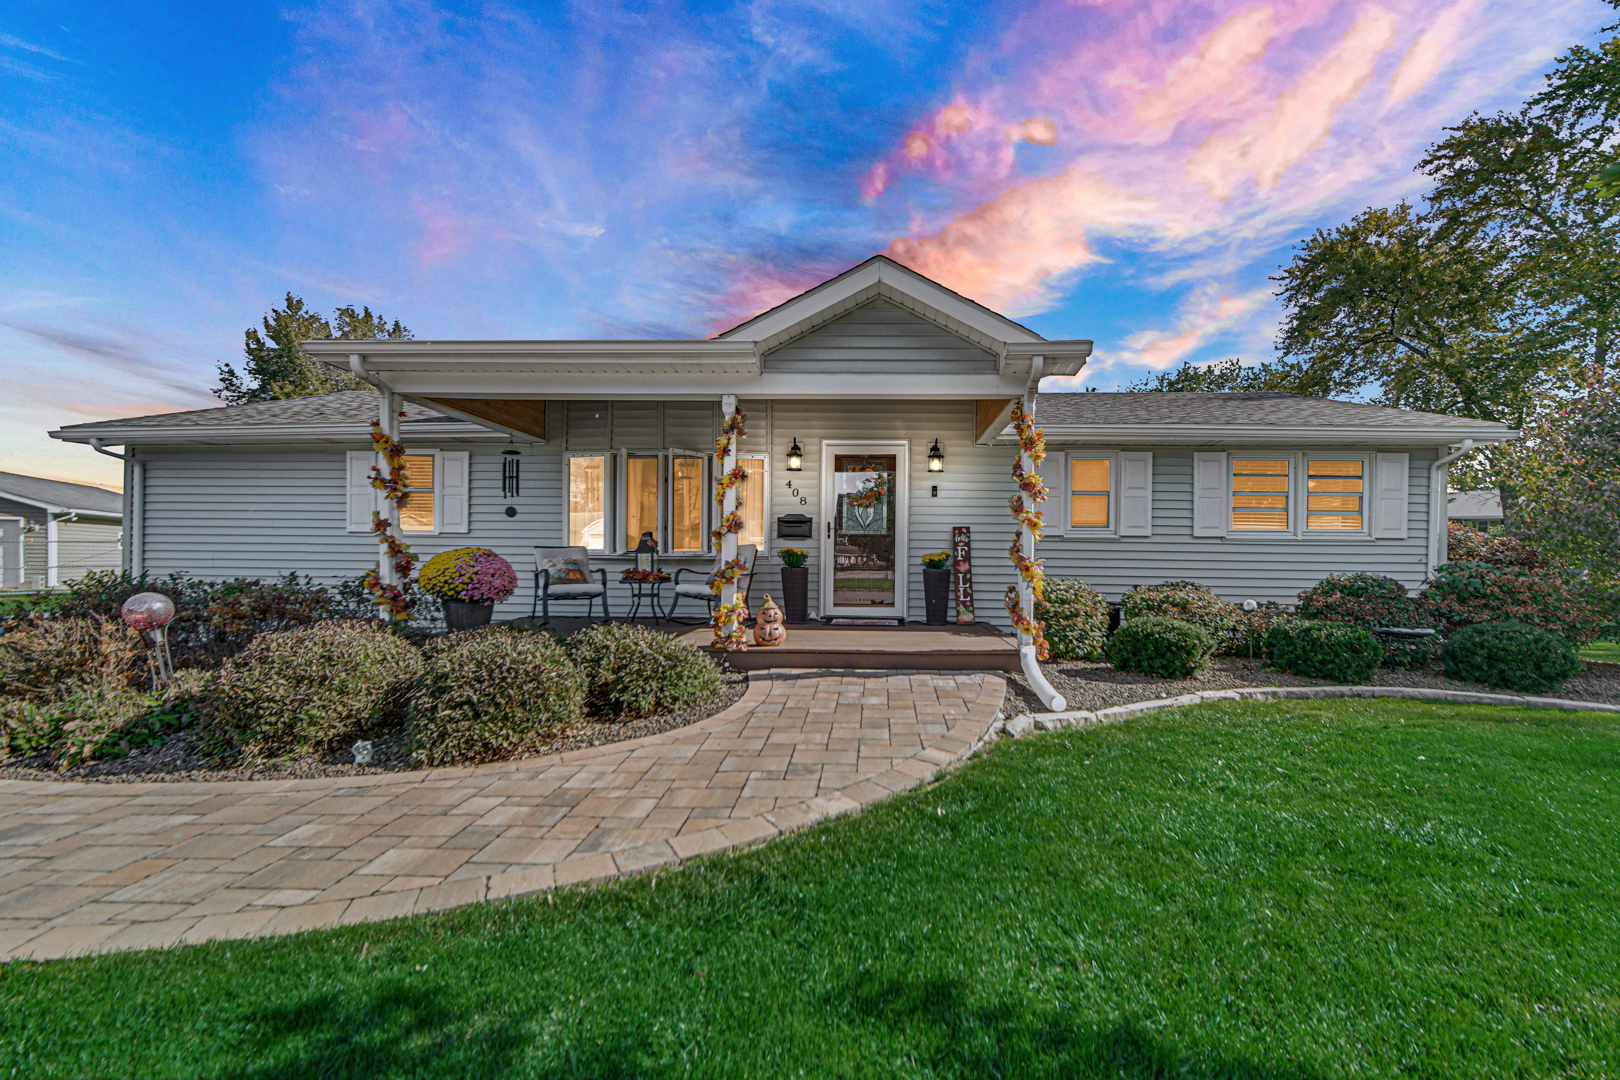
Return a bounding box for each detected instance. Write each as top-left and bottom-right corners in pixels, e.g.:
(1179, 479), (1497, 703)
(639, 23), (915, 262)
(1265, 619), (1382, 684)
(0, 671), (207, 768)
(1297, 573), (1435, 628)
(568, 623), (723, 718)
(0, 615), (143, 700)
(200, 620), (422, 764)
(1424, 560), (1601, 643)
(1231, 602), (1294, 658)
(1442, 621), (1584, 694)
(410, 628), (585, 765)
(1446, 522), (1551, 568)
(1105, 616), (1214, 678)
(1122, 582), (1238, 650)
(1037, 579), (1110, 661)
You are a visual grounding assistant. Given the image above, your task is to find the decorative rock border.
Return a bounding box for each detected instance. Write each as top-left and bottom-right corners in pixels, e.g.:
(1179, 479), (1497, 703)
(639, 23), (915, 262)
(1000, 684), (1620, 737)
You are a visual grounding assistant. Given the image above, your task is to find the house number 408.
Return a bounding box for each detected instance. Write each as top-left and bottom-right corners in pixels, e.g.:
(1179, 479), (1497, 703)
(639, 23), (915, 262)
(784, 481), (805, 505)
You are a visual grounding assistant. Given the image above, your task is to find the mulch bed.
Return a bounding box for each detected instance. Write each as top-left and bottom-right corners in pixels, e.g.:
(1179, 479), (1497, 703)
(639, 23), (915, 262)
(0, 673), (749, 785)
(1006, 657), (1620, 715)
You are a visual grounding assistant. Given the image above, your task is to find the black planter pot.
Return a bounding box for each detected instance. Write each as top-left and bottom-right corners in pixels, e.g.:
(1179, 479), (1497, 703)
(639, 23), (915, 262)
(779, 566), (810, 623)
(923, 567), (951, 625)
(444, 599), (495, 632)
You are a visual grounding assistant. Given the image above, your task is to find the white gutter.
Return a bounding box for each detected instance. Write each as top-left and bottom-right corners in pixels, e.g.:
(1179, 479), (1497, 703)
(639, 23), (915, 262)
(1030, 424), (1516, 445)
(90, 438), (140, 577)
(1428, 439), (1475, 574)
(1018, 357), (1067, 712)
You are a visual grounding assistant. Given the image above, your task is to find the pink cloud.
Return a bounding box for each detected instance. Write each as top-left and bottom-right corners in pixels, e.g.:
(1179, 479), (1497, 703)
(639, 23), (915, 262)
(1118, 289), (1263, 369)
(1389, 0), (1477, 101)
(411, 195), (507, 269)
(703, 260), (854, 337)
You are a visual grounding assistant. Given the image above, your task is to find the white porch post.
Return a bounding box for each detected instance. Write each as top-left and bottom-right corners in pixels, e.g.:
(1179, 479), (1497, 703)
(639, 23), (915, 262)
(377, 384), (399, 621)
(1017, 369), (1066, 712)
(46, 512), (59, 588)
(720, 393), (739, 613)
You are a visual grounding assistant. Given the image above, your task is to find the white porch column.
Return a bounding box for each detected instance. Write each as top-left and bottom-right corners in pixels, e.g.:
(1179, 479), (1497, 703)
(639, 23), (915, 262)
(46, 512), (59, 588)
(377, 384), (399, 620)
(720, 393), (739, 613)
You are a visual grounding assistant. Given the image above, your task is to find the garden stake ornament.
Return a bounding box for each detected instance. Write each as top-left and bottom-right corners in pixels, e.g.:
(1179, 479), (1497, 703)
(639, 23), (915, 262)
(710, 401), (749, 651)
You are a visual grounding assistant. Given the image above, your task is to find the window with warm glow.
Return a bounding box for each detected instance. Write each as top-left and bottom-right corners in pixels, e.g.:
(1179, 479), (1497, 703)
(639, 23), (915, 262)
(1306, 459), (1364, 530)
(625, 456), (660, 551)
(398, 455), (435, 532)
(670, 456), (706, 552)
(568, 456), (605, 549)
(1070, 457), (1111, 529)
(1232, 458), (1290, 530)
(737, 456), (766, 548)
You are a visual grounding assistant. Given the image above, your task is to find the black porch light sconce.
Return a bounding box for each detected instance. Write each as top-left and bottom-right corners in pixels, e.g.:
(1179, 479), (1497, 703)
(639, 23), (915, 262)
(786, 437), (804, 472)
(927, 439), (945, 473)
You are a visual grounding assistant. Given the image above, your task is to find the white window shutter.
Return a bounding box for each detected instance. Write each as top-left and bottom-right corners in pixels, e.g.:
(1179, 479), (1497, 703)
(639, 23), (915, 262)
(440, 451), (470, 533)
(1372, 453), (1409, 539)
(1118, 452), (1153, 536)
(1193, 452), (1227, 537)
(346, 451), (376, 532)
(1037, 451), (1065, 536)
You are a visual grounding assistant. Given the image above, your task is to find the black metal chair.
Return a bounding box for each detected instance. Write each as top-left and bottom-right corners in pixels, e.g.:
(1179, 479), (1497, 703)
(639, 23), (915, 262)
(666, 544), (756, 624)
(531, 546), (611, 625)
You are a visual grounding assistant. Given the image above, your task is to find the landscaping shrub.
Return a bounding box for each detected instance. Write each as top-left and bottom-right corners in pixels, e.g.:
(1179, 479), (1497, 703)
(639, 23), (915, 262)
(1122, 582), (1239, 650)
(199, 620), (422, 764)
(1230, 602), (1294, 658)
(1442, 621), (1584, 693)
(1105, 616), (1214, 678)
(0, 670), (209, 768)
(1265, 619), (1382, 684)
(1423, 560), (1602, 643)
(568, 623), (723, 718)
(1296, 572), (1443, 667)
(0, 615), (143, 700)
(410, 627), (585, 765)
(1037, 579), (1110, 661)
(1446, 521), (1551, 568)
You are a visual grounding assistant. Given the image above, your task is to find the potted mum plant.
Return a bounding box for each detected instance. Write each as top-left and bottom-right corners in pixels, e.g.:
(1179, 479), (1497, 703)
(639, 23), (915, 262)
(777, 547), (809, 624)
(922, 551), (951, 624)
(420, 547), (518, 631)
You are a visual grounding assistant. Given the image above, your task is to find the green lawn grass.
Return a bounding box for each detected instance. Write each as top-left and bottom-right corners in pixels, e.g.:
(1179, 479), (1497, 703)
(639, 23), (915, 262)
(3, 699), (1618, 1078)
(1581, 639), (1620, 663)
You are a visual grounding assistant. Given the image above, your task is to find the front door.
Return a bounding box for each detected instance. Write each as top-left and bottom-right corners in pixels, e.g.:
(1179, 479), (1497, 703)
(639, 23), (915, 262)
(820, 442), (908, 618)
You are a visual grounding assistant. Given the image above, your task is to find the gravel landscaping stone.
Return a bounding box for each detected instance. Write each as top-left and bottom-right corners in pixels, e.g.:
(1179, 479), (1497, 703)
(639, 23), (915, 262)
(0, 673), (748, 784)
(1006, 657), (1620, 714)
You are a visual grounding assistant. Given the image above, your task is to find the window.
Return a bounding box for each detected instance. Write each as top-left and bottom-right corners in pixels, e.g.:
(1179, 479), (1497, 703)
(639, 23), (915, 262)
(1307, 459), (1364, 530)
(625, 456), (659, 550)
(737, 456), (766, 548)
(398, 455), (435, 532)
(568, 456), (605, 549)
(1069, 457), (1111, 529)
(1231, 458), (1289, 530)
(670, 456), (707, 552)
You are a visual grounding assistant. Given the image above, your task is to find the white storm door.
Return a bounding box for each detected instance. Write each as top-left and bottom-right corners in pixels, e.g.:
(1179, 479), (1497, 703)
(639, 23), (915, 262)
(819, 440), (909, 618)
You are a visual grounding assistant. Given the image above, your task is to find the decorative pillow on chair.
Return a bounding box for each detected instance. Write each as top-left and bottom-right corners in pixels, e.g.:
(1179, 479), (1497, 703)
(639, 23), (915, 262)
(541, 557), (589, 584)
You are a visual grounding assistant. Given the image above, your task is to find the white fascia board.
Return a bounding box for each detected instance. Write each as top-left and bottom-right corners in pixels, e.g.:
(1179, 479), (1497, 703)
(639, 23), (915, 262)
(720, 259), (1046, 350)
(305, 340), (759, 370)
(1021, 424), (1521, 445)
(49, 422), (507, 447)
(371, 370), (1037, 399)
(1001, 342), (1093, 377)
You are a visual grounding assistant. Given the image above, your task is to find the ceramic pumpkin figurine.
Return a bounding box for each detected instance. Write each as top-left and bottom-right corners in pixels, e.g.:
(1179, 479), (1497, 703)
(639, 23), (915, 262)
(753, 595), (787, 647)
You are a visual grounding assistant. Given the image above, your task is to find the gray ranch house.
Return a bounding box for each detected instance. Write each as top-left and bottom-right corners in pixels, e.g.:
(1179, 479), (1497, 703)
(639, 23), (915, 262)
(50, 256), (1514, 630)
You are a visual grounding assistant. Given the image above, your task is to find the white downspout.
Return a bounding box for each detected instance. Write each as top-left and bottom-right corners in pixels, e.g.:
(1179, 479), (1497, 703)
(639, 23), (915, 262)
(1018, 357), (1067, 712)
(1428, 439), (1474, 575)
(90, 438), (140, 576)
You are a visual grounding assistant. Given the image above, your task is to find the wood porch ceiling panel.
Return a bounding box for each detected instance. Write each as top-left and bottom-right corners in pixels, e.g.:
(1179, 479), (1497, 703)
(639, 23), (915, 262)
(976, 399), (1017, 444)
(423, 398), (546, 440)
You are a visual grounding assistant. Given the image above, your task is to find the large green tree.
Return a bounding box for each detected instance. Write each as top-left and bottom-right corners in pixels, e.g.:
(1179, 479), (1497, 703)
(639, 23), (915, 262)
(214, 295), (413, 406)
(1122, 356), (1301, 393)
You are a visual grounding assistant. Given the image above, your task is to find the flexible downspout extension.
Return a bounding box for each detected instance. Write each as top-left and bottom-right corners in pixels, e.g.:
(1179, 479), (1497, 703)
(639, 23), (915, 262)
(1018, 357), (1068, 712)
(90, 438), (141, 576)
(1428, 438), (1475, 574)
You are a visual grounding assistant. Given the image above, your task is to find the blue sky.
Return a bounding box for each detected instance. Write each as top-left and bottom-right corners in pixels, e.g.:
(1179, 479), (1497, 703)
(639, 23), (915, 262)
(2, 0), (1613, 487)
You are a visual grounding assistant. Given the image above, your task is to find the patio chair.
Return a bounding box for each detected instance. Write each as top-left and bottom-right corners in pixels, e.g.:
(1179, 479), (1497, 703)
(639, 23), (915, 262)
(666, 544), (757, 625)
(532, 546), (611, 625)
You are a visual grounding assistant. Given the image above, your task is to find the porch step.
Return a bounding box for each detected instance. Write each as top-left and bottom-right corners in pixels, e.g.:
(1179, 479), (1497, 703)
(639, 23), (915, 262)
(680, 626), (1021, 672)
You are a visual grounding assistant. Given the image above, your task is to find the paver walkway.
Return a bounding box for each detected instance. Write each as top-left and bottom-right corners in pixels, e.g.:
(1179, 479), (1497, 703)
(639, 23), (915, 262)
(0, 670), (1005, 961)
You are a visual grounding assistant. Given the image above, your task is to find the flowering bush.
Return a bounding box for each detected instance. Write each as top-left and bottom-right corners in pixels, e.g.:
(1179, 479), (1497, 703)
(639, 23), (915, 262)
(1037, 579), (1110, 661)
(419, 548), (518, 604)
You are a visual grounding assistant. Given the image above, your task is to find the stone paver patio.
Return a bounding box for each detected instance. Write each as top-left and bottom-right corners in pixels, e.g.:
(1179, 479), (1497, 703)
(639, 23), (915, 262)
(0, 670), (1005, 961)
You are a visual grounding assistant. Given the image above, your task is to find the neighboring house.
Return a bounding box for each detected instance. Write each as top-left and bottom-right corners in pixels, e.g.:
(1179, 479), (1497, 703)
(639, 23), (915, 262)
(0, 471), (123, 590)
(49, 256), (1516, 625)
(1448, 489), (1504, 526)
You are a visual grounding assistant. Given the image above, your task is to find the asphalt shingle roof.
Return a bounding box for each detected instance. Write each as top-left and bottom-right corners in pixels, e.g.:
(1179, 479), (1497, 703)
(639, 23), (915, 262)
(1034, 392), (1503, 430)
(55, 392), (453, 433)
(0, 472), (122, 515)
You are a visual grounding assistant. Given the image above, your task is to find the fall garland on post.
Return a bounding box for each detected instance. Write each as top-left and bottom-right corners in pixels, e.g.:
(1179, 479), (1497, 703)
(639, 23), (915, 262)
(1004, 401), (1050, 660)
(364, 418), (419, 621)
(709, 405), (750, 650)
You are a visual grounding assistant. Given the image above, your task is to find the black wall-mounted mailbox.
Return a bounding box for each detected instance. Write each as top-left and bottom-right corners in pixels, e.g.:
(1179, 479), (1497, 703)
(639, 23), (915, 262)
(776, 514), (813, 539)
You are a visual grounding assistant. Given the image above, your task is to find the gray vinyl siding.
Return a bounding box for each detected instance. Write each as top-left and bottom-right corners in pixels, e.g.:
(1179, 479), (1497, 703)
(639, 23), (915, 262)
(0, 498), (46, 589)
(763, 298), (997, 372)
(1040, 447), (1437, 604)
(129, 404), (1439, 627)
